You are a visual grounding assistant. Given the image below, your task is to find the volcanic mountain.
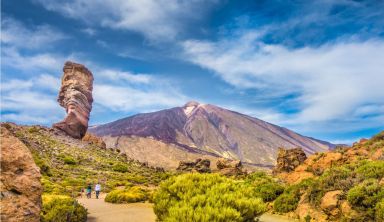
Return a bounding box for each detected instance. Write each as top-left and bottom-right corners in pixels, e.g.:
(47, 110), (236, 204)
(89, 101), (334, 169)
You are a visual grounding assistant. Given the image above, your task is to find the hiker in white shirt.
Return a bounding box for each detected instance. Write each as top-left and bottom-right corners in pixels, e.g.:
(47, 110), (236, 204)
(95, 183), (101, 199)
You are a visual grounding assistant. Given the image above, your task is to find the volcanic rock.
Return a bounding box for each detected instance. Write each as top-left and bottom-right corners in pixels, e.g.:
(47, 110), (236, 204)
(53, 61), (94, 139)
(216, 158), (245, 176)
(177, 158), (211, 173)
(216, 158), (242, 169)
(82, 133), (106, 149)
(320, 190), (342, 217)
(273, 147), (307, 174)
(0, 127), (42, 222)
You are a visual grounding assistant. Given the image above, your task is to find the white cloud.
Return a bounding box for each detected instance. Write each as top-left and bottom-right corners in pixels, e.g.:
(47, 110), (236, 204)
(1, 17), (67, 72)
(182, 33), (384, 131)
(2, 47), (64, 72)
(94, 84), (188, 112)
(0, 76), (64, 124)
(81, 28), (97, 36)
(1, 17), (67, 50)
(97, 69), (152, 84)
(34, 0), (217, 40)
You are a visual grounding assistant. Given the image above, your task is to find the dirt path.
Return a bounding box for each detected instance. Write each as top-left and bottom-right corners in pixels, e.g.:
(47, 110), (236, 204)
(259, 214), (299, 222)
(77, 194), (297, 222)
(77, 194), (156, 222)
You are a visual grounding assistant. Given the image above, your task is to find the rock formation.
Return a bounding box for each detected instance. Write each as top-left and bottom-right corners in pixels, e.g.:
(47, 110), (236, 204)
(53, 61), (94, 139)
(273, 147), (307, 174)
(177, 158), (211, 173)
(0, 127), (42, 222)
(216, 158), (245, 176)
(320, 190), (342, 217)
(82, 133), (106, 149)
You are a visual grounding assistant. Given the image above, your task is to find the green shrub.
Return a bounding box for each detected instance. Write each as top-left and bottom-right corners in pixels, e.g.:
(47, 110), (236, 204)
(112, 163), (128, 173)
(153, 173), (266, 222)
(42, 177), (65, 194)
(274, 179), (313, 213)
(376, 199), (384, 222)
(308, 167), (355, 206)
(41, 195), (87, 222)
(347, 179), (384, 218)
(273, 191), (300, 213)
(356, 161), (384, 179)
(371, 131), (384, 143)
(255, 182), (284, 202)
(63, 156), (77, 165)
(245, 172), (284, 202)
(347, 179), (384, 209)
(28, 126), (40, 133)
(32, 152), (52, 176)
(105, 186), (148, 203)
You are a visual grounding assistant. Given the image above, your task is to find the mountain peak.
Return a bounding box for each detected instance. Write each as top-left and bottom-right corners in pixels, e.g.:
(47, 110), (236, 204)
(183, 101), (202, 116)
(183, 101), (200, 108)
(89, 102), (334, 169)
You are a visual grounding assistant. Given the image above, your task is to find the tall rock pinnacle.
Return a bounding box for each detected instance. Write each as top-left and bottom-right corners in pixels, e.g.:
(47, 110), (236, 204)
(53, 61), (94, 139)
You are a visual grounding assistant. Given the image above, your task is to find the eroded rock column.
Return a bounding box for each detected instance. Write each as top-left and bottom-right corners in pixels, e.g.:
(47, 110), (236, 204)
(53, 61), (94, 139)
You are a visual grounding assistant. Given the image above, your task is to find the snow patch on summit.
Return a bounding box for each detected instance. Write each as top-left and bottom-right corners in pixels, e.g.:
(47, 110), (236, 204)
(183, 101), (204, 116)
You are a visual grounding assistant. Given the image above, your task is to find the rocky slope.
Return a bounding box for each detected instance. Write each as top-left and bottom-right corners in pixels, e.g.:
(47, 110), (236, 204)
(273, 131), (384, 222)
(89, 101), (334, 169)
(1, 123), (169, 198)
(276, 132), (384, 184)
(53, 61), (94, 139)
(0, 127), (42, 222)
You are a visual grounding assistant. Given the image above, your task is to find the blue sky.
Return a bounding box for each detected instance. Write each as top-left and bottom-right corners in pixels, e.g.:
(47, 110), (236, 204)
(1, 0), (384, 144)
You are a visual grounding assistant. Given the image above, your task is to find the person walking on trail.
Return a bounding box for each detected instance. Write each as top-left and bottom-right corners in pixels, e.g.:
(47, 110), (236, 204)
(86, 184), (92, 199)
(95, 183), (101, 199)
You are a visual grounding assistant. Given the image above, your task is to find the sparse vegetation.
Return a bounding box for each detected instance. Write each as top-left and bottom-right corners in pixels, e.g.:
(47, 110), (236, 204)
(308, 166), (355, 206)
(272, 131), (384, 221)
(41, 194), (87, 222)
(5, 124), (170, 197)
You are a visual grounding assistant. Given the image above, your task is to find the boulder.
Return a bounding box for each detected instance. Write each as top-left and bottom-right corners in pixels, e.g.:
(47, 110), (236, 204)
(340, 200), (361, 220)
(216, 158), (245, 176)
(0, 127), (42, 222)
(216, 158), (242, 169)
(295, 192), (328, 222)
(53, 61), (94, 139)
(273, 147), (307, 174)
(82, 133), (106, 149)
(320, 190), (342, 216)
(177, 158), (211, 173)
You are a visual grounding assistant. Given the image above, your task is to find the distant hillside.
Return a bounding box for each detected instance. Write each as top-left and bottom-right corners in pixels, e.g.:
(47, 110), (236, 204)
(89, 101), (334, 169)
